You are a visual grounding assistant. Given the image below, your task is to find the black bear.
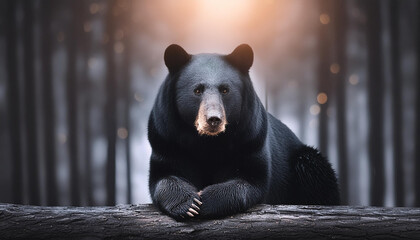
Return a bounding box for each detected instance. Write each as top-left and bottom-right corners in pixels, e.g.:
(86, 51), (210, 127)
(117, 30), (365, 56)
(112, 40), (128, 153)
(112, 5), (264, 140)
(148, 44), (339, 220)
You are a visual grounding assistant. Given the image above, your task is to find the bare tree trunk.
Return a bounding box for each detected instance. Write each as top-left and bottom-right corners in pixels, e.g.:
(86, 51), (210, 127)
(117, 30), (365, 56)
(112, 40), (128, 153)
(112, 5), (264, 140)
(23, 0), (40, 206)
(41, 0), (58, 206)
(333, 0), (349, 205)
(1, 204), (420, 239)
(298, 92), (307, 141)
(81, 8), (94, 207)
(83, 71), (93, 206)
(6, 0), (23, 205)
(0, 1), (11, 202)
(366, 0), (385, 206)
(317, 0), (332, 154)
(415, 1), (420, 207)
(122, 0), (133, 204)
(105, 0), (118, 206)
(66, 1), (81, 206)
(389, 0), (404, 207)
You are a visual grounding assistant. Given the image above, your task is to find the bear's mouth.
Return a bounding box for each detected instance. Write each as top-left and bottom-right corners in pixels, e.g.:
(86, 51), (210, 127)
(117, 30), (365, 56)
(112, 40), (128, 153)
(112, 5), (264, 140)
(196, 124), (226, 136)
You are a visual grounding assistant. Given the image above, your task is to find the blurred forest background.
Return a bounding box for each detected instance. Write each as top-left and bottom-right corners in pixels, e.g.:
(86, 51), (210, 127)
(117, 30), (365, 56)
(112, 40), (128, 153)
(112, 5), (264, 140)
(0, 0), (419, 207)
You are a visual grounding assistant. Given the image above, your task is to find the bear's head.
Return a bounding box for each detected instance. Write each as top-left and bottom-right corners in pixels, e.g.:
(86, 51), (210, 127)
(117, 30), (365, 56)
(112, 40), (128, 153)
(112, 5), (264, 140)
(164, 44), (254, 136)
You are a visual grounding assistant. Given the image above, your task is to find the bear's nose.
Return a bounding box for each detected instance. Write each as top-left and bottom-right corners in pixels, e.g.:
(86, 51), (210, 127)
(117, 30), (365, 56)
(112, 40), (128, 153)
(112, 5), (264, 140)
(207, 116), (222, 127)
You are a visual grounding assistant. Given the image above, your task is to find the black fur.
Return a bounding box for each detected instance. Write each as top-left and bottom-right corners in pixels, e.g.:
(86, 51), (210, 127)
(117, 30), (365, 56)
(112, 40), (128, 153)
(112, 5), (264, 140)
(148, 44), (339, 221)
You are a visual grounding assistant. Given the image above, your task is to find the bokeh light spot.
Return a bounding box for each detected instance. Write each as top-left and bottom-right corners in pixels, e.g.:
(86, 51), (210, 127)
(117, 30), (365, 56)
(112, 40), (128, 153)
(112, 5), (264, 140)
(90, 3), (100, 14)
(117, 127), (128, 139)
(349, 74), (360, 85)
(58, 133), (67, 144)
(88, 58), (97, 69)
(317, 92), (328, 104)
(310, 104), (321, 115)
(330, 63), (340, 74)
(134, 93), (144, 103)
(320, 14), (330, 24)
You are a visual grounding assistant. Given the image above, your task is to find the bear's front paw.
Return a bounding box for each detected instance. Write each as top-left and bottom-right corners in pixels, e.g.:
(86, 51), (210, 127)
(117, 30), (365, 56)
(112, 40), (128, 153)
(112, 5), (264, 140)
(159, 193), (202, 221)
(197, 187), (225, 218)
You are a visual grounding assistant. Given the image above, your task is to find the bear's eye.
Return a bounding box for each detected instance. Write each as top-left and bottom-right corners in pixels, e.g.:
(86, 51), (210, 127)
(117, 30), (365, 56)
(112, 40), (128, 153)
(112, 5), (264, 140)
(194, 87), (203, 95)
(220, 87), (229, 94)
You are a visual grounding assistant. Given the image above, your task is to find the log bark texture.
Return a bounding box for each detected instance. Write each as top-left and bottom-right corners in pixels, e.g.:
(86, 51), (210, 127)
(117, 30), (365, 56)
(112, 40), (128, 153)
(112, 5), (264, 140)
(0, 204), (419, 239)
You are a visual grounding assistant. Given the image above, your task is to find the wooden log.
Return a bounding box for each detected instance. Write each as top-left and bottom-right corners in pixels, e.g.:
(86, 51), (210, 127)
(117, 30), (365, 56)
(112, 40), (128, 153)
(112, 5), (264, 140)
(0, 204), (419, 239)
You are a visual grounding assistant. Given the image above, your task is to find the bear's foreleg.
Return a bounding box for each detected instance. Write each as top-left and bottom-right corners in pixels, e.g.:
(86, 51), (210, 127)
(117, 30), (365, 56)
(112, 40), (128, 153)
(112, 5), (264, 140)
(198, 157), (268, 218)
(198, 179), (265, 218)
(151, 176), (202, 221)
(149, 155), (202, 221)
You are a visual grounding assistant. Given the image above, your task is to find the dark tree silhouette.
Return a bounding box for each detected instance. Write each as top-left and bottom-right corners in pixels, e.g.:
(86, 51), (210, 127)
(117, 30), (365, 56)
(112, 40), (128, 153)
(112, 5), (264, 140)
(122, 0), (133, 204)
(80, 6), (94, 207)
(0, 1), (10, 204)
(67, 1), (82, 206)
(415, 1), (420, 207)
(366, 0), (385, 206)
(82, 66), (94, 206)
(332, 0), (349, 205)
(105, 0), (118, 206)
(41, 0), (58, 206)
(389, 0), (404, 207)
(23, 0), (40, 206)
(297, 83), (307, 141)
(317, 0), (332, 154)
(6, 0), (23, 205)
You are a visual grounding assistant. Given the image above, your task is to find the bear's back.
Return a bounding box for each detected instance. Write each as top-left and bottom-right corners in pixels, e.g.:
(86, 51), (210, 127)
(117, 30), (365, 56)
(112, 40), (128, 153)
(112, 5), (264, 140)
(263, 113), (303, 203)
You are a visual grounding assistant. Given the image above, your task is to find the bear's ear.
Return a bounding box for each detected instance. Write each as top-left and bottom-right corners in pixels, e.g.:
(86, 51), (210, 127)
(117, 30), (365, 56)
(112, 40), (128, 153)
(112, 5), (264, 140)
(225, 44), (254, 73)
(164, 44), (191, 74)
